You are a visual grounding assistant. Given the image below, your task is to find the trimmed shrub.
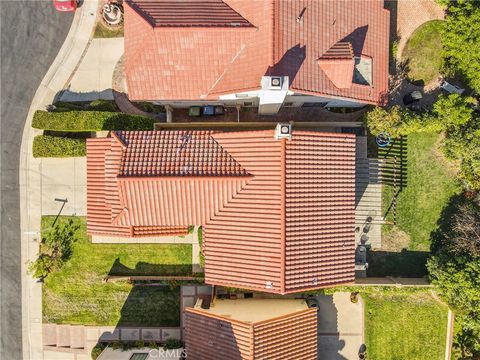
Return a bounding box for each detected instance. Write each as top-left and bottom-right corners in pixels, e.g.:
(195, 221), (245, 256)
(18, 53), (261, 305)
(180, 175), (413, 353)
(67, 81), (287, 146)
(163, 338), (182, 350)
(88, 99), (119, 112)
(32, 135), (86, 158)
(32, 110), (155, 132)
(91, 343), (106, 360)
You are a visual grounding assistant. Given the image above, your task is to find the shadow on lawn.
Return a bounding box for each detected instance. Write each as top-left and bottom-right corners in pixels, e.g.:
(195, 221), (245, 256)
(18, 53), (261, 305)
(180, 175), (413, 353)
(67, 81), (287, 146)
(429, 193), (466, 255)
(108, 257), (192, 277)
(367, 249), (430, 277)
(379, 136), (408, 223)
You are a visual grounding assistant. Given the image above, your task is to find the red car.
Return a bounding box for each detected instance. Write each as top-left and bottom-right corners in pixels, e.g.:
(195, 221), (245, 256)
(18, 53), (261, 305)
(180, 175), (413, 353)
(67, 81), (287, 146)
(53, 0), (77, 12)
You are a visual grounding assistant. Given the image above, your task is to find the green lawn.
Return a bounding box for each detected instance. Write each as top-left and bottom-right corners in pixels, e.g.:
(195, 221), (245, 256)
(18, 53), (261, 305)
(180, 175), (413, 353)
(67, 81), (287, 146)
(364, 289), (448, 360)
(382, 132), (461, 251)
(402, 20), (444, 85)
(42, 216), (191, 326)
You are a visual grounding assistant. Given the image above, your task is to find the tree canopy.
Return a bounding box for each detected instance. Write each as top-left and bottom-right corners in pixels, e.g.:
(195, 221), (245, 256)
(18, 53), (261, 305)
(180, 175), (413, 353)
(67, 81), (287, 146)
(441, 1), (480, 92)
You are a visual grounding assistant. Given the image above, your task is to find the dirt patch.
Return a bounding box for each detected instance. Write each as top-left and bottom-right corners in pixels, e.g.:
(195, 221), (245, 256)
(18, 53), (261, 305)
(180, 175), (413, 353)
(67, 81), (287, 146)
(381, 226), (411, 251)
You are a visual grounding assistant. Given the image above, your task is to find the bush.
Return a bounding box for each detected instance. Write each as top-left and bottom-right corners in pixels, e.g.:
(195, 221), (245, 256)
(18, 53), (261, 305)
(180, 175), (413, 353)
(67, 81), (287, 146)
(364, 106), (443, 138)
(163, 338), (182, 350)
(52, 101), (85, 111)
(32, 110), (155, 132)
(441, 1), (480, 93)
(428, 196), (480, 358)
(91, 343), (106, 359)
(134, 101), (165, 113)
(28, 218), (80, 279)
(32, 135), (86, 158)
(88, 99), (119, 112)
(433, 94), (480, 190)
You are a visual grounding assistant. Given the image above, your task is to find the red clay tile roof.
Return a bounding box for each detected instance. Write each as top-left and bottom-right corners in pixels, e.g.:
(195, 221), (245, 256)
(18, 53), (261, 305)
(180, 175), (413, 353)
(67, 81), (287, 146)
(86, 137), (189, 237)
(124, 0), (389, 104)
(185, 307), (318, 360)
(127, 0), (253, 27)
(87, 129), (356, 293)
(116, 130), (248, 176)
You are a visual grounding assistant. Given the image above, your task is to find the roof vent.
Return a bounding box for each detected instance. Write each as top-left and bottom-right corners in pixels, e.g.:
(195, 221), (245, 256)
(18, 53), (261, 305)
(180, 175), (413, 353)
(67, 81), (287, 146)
(270, 76), (282, 89)
(275, 123), (292, 140)
(265, 281), (273, 289)
(312, 278), (318, 286)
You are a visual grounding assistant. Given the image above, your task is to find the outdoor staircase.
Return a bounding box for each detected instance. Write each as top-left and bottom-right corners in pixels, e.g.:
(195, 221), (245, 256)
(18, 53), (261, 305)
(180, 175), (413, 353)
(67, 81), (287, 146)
(43, 324), (87, 354)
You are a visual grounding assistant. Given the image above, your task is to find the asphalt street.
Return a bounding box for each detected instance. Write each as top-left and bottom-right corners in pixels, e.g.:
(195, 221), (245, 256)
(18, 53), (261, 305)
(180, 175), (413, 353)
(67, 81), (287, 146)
(1, 2), (73, 358)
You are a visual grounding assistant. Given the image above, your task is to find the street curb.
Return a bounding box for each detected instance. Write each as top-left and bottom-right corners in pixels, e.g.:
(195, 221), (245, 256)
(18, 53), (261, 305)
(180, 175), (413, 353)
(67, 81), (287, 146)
(19, 1), (98, 359)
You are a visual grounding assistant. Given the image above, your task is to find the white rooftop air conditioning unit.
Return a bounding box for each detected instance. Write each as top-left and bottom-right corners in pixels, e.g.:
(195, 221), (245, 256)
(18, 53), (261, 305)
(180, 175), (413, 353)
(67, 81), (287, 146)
(274, 123), (292, 140)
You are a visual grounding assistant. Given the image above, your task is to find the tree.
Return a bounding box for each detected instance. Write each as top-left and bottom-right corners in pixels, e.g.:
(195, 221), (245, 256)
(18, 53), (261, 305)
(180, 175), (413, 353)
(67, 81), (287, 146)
(432, 94), (475, 128)
(428, 197), (480, 359)
(433, 94), (480, 190)
(28, 218), (79, 279)
(441, 1), (480, 93)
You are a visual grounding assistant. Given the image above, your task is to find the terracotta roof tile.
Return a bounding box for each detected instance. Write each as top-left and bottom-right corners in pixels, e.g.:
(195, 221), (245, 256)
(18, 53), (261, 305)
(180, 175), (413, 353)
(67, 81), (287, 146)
(86, 130), (356, 293)
(86, 137), (189, 237)
(116, 130), (248, 176)
(125, 0), (389, 104)
(126, 0), (253, 27)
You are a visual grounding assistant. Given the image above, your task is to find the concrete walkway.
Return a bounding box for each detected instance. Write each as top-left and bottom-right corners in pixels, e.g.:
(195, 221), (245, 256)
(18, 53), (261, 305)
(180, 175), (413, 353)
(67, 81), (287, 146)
(40, 158), (86, 216)
(19, 1), (99, 359)
(315, 292), (364, 360)
(60, 38), (124, 102)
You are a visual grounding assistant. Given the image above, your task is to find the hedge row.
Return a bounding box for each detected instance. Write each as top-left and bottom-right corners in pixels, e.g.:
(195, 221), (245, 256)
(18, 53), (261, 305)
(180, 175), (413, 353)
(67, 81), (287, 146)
(32, 110), (155, 132)
(32, 135), (86, 158)
(53, 99), (119, 112)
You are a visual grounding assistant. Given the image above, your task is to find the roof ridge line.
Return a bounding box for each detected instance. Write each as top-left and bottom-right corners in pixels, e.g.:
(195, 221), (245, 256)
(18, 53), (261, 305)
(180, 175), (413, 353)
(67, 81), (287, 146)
(280, 137), (286, 294)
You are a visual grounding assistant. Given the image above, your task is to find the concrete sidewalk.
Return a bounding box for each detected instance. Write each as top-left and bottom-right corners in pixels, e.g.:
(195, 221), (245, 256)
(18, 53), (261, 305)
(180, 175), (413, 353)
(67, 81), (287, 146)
(60, 37), (124, 102)
(19, 1), (98, 359)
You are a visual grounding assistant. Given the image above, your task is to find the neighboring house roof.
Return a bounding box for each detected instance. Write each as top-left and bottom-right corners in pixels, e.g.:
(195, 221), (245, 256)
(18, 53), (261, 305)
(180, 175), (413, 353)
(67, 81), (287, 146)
(86, 129), (356, 293)
(124, 0), (389, 104)
(185, 301), (318, 360)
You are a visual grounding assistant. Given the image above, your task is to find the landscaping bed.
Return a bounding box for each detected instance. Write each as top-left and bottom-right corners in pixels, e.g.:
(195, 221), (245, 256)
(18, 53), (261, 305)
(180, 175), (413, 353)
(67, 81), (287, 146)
(363, 289), (448, 360)
(402, 20), (444, 85)
(42, 216), (192, 326)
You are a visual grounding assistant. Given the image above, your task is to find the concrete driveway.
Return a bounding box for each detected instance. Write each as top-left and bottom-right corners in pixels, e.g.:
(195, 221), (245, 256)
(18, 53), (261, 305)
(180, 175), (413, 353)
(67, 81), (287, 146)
(316, 292), (364, 360)
(60, 38), (124, 102)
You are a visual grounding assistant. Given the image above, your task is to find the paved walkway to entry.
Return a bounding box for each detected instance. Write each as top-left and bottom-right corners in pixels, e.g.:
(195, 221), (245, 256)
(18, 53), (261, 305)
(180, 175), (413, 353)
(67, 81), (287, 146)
(316, 292), (364, 360)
